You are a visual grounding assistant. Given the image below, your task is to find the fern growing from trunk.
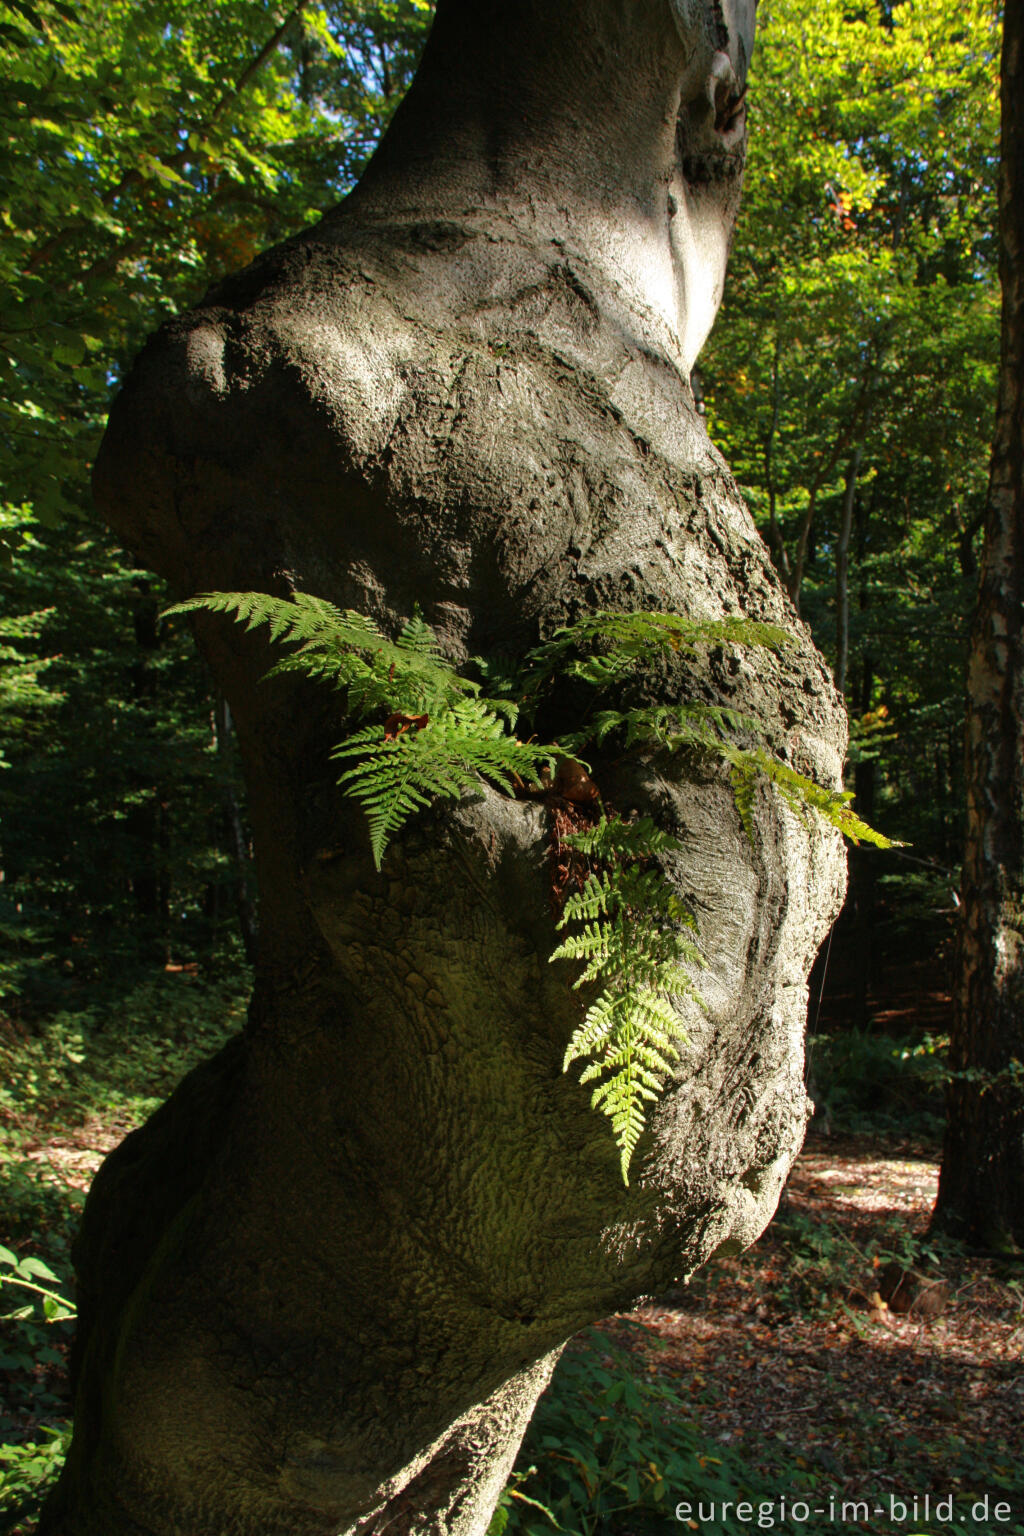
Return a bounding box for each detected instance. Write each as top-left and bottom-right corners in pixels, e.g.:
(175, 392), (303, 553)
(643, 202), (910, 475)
(332, 700), (552, 871)
(550, 817), (703, 1182)
(523, 612), (893, 851)
(166, 590), (892, 1181)
(166, 591), (556, 868)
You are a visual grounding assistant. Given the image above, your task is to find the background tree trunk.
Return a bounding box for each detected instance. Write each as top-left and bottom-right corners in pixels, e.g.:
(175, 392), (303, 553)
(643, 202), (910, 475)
(834, 437), (865, 699)
(40, 3), (848, 1531)
(214, 693), (259, 961)
(934, 0), (1024, 1250)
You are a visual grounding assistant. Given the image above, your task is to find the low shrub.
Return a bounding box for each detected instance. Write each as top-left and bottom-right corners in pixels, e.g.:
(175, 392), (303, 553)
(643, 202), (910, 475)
(492, 1326), (785, 1536)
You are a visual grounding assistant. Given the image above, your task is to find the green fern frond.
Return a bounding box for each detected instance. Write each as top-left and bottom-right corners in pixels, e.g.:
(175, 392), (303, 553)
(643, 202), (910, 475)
(558, 814), (685, 862)
(396, 608), (442, 658)
(628, 989), (690, 1045)
(727, 756), (759, 847)
(611, 866), (695, 924)
(164, 591), (477, 718)
(527, 610), (789, 692)
(484, 696), (521, 730)
(583, 1018), (669, 1184)
(590, 1042), (672, 1096)
(166, 589), (370, 645)
(559, 701), (756, 757)
(563, 990), (623, 1059)
(552, 814), (700, 1183)
(556, 870), (614, 922)
(549, 921), (610, 969)
(724, 745), (897, 849)
(568, 991), (683, 1083)
(333, 699), (553, 868)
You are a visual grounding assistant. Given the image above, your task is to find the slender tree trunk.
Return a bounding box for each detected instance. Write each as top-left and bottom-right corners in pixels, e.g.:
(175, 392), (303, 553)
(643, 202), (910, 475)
(214, 694), (258, 961)
(788, 426), (850, 613)
(934, 0), (1024, 1250)
(787, 366), (877, 616)
(763, 335), (794, 593)
(849, 650), (876, 1031)
(834, 438), (865, 698)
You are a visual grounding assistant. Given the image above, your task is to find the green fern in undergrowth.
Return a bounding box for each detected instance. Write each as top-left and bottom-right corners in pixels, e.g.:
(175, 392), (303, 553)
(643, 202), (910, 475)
(551, 817), (703, 1184)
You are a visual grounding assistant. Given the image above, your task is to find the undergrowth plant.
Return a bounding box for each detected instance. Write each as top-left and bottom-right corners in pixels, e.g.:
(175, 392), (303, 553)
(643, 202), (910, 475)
(0, 967), (247, 1532)
(489, 1324), (786, 1536)
(168, 591), (891, 1180)
(0, 1246), (75, 1533)
(0, 1245), (75, 1327)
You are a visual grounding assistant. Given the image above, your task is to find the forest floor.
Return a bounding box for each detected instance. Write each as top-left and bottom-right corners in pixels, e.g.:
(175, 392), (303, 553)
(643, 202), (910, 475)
(3, 948), (1024, 1533)
(596, 1131), (1024, 1533)
(6, 1119), (1024, 1534)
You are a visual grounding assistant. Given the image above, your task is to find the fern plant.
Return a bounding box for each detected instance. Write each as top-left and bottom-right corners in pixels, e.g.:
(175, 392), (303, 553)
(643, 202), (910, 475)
(333, 698), (552, 870)
(723, 745), (887, 849)
(550, 817), (703, 1183)
(167, 591), (479, 718)
(165, 591), (556, 868)
(167, 590), (893, 1182)
(523, 610), (791, 693)
(526, 610), (892, 852)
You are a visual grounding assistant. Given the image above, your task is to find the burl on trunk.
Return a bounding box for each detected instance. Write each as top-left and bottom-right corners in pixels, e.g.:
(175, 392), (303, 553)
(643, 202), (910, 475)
(41, 3), (847, 1533)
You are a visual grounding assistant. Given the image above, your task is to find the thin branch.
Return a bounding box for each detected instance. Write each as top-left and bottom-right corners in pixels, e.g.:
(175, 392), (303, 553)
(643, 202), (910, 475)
(762, 331), (791, 588)
(209, 3), (308, 130)
(20, 3), (308, 279)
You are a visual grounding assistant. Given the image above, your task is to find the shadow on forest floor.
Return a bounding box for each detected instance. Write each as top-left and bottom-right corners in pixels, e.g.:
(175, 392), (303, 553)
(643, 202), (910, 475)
(589, 1132), (1024, 1534)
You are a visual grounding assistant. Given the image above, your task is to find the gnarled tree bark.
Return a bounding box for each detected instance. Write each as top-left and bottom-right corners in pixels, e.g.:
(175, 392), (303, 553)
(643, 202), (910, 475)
(42, 3), (848, 1532)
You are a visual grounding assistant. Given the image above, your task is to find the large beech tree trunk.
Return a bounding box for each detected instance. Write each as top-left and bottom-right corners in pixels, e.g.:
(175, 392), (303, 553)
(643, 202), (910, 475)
(42, 4), (847, 1532)
(934, 0), (1024, 1251)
